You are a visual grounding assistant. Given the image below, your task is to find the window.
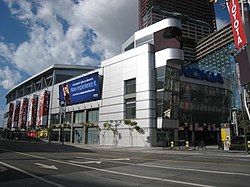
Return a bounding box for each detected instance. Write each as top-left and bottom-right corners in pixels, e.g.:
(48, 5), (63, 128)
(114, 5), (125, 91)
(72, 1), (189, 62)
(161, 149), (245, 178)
(88, 110), (99, 122)
(125, 98), (136, 119)
(74, 111), (86, 123)
(156, 66), (165, 90)
(51, 114), (60, 124)
(125, 78), (136, 94)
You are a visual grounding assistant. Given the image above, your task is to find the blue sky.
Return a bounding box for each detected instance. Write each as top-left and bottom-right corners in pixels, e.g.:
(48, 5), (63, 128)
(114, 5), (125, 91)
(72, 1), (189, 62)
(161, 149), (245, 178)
(0, 0), (233, 126)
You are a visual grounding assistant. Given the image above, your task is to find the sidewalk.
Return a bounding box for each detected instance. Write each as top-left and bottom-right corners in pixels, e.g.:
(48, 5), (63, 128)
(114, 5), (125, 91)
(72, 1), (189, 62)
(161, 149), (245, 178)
(62, 142), (250, 157)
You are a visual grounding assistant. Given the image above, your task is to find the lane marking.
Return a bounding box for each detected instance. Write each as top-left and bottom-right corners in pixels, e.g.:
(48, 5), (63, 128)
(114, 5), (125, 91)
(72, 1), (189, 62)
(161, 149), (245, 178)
(74, 156), (250, 177)
(70, 157), (129, 164)
(69, 161), (102, 164)
(35, 163), (58, 170)
(0, 148), (214, 187)
(0, 161), (64, 187)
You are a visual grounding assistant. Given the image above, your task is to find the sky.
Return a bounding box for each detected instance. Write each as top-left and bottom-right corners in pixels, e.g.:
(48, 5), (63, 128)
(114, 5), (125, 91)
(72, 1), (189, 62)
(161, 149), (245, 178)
(0, 0), (231, 126)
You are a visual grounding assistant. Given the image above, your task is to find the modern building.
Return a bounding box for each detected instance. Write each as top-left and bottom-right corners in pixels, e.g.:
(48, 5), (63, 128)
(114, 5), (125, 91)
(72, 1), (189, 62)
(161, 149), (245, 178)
(138, 0), (216, 63)
(3, 18), (232, 146)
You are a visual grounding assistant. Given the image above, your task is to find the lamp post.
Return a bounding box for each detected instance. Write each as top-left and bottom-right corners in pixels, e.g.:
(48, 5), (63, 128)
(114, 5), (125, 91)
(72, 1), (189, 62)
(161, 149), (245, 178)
(59, 99), (66, 145)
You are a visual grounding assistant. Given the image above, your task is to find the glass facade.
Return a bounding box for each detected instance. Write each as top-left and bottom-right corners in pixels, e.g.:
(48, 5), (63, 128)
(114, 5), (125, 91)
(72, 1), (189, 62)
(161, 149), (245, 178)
(197, 43), (241, 109)
(179, 82), (232, 124)
(74, 111), (86, 123)
(156, 66), (180, 119)
(88, 110), (99, 122)
(156, 65), (232, 144)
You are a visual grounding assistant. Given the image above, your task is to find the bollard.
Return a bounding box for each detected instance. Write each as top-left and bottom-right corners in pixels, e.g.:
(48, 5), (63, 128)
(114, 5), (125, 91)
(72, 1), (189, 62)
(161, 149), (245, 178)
(185, 141), (189, 149)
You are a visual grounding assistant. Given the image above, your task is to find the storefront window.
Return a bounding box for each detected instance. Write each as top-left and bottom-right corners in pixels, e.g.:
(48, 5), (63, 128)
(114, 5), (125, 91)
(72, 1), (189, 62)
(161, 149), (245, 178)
(88, 110), (99, 122)
(74, 111), (86, 123)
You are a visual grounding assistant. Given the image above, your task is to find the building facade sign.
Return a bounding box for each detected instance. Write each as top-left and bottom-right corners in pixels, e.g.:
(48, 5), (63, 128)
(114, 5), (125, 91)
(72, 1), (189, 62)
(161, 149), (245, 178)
(180, 66), (224, 84)
(27, 95), (38, 127)
(59, 72), (100, 105)
(18, 98), (29, 128)
(38, 90), (50, 126)
(228, 0), (247, 49)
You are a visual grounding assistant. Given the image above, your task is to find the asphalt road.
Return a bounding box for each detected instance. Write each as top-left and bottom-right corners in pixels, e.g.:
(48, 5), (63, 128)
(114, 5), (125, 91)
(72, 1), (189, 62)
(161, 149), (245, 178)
(0, 140), (250, 187)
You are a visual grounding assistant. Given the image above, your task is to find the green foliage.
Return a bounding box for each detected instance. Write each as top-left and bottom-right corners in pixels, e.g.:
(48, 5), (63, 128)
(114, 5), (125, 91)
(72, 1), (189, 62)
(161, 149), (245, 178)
(81, 121), (95, 128)
(103, 120), (145, 135)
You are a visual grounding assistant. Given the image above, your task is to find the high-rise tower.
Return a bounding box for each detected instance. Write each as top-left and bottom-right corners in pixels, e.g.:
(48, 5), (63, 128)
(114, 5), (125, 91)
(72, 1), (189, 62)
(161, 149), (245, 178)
(138, 0), (217, 63)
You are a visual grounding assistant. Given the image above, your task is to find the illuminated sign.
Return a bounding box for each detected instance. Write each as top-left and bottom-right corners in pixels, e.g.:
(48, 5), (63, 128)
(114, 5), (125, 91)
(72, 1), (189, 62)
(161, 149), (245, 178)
(59, 72), (100, 105)
(228, 0), (247, 49)
(180, 66), (224, 84)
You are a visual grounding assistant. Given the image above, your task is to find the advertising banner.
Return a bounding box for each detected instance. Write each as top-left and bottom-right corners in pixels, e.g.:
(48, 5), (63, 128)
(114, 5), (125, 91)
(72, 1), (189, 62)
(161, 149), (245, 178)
(59, 72), (100, 105)
(228, 0), (247, 49)
(38, 90), (50, 126)
(12, 101), (20, 128)
(27, 95), (38, 127)
(7, 103), (14, 129)
(18, 98), (29, 128)
(154, 27), (182, 52)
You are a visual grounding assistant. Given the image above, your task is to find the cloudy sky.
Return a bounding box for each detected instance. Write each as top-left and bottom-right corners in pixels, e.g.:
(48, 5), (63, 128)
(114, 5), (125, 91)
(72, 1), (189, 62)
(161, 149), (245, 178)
(0, 0), (230, 125)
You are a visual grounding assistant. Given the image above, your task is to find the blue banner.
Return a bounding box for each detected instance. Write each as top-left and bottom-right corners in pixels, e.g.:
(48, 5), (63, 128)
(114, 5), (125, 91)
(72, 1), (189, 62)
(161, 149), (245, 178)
(59, 72), (99, 105)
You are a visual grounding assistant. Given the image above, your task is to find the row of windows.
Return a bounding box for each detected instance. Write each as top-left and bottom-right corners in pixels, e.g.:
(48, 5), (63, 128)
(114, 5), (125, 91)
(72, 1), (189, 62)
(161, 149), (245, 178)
(51, 110), (99, 125)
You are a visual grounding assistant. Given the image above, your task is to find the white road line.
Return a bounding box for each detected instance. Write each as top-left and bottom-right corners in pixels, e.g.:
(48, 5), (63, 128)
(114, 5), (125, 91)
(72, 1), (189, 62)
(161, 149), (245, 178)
(0, 149), (214, 187)
(69, 160), (102, 164)
(138, 163), (250, 177)
(35, 163), (58, 170)
(1, 148), (248, 186)
(0, 161), (65, 187)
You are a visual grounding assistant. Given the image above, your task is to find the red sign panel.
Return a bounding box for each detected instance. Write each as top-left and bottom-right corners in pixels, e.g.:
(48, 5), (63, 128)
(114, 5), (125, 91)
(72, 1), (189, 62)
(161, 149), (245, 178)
(12, 101), (20, 128)
(27, 95), (38, 127)
(7, 103), (14, 129)
(18, 98), (29, 128)
(38, 90), (50, 126)
(228, 0), (247, 49)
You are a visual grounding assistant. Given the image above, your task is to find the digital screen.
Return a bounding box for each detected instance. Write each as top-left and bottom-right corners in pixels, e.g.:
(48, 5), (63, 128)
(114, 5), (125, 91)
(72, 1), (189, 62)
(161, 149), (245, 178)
(59, 72), (100, 105)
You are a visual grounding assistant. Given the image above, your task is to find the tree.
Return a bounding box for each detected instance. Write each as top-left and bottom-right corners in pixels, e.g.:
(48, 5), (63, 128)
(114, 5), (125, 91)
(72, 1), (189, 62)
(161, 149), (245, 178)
(103, 120), (145, 146)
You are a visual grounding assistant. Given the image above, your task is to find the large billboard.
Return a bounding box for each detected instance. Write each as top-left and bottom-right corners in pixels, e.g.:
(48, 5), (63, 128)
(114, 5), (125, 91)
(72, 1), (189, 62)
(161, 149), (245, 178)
(154, 27), (182, 52)
(27, 95), (38, 127)
(59, 72), (100, 106)
(18, 98), (29, 128)
(38, 90), (50, 126)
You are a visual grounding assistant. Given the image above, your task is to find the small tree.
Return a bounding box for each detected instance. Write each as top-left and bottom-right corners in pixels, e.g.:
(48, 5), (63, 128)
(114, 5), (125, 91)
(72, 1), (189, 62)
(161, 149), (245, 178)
(103, 120), (121, 146)
(103, 120), (144, 146)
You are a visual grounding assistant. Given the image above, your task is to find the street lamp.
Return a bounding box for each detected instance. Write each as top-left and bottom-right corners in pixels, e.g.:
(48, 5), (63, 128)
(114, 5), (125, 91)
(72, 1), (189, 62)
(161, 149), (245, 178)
(58, 99), (66, 145)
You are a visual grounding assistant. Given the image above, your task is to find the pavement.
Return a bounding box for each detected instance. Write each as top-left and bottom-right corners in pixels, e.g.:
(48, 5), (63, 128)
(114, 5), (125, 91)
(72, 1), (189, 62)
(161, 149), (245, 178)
(2, 138), (250, 157)
(61, 142), (250, 157)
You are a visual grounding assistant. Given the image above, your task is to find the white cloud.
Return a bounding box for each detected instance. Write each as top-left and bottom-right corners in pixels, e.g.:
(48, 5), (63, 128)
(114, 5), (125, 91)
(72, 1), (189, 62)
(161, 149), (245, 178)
(0, 66), (21, 89)
(216, 17), (230, 30)
(1, 0), (138, 79)
(0, 42), (15, 63)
